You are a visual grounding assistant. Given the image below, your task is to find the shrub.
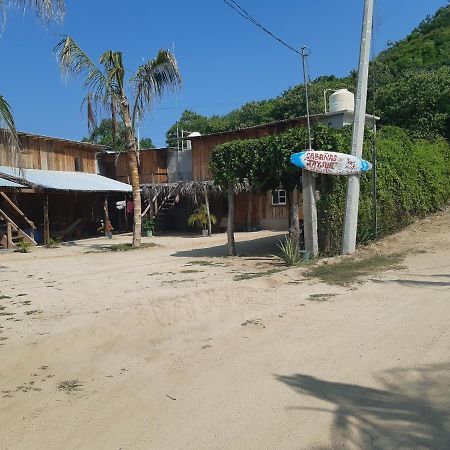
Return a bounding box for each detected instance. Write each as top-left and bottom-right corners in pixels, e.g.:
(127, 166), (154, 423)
(15, 240), (32, 253)
(46, 237), (61, 248)
(277, 237), (305, 266)
(188, 204), (217, 231)
(211, 124), (450, 256)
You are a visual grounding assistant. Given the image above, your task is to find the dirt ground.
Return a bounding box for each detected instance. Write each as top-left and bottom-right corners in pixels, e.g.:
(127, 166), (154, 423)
(0, 209), (449, 450)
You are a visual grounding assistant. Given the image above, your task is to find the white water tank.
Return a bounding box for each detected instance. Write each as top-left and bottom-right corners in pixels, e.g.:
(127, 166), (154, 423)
(329, 89), (354, 113)
(185, 131), (201, 151)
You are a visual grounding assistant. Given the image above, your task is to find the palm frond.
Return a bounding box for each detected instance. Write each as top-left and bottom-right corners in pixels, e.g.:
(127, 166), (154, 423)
(0, 0), (65, 24)
(100, 50), (125, 92)
(54, 36), (110, 101)
(131, 49), (181, 127)
(0, 94), (20, 166)
(0, 94), (16, 133)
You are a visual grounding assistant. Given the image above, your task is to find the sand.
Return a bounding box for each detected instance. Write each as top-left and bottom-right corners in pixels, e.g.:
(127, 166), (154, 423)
(0, 209), (449, 450)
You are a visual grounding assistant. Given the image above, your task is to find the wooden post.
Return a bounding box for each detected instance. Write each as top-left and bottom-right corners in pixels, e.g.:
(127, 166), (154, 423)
(227, 181), (236, 256)
(246, 191), (253, 232)
(6, 221), (13, 249)
(104, 196), (112, 238)
(204, 184), (212, 236)
(43, 194), (49, 245)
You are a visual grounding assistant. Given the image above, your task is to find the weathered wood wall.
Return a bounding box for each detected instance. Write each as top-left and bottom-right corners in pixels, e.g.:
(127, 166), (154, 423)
(100, 149), (168, 184)
(0, 133), (98, 173)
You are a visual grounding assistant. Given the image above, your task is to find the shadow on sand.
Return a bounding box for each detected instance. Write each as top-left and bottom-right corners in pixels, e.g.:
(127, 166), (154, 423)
(171, 233), (286, 258)
(371, 278), (450, 288)
(276, 363), (450, 449)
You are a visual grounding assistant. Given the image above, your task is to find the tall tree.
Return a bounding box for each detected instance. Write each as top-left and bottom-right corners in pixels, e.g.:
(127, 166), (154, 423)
(0, 0), (65, 163)
(54, 36), (181, 247)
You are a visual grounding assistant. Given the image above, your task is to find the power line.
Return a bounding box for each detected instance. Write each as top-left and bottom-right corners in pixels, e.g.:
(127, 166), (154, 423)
(222, 0), (300, 55)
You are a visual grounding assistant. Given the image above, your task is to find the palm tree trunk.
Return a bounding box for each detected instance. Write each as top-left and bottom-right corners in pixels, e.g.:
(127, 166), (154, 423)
(120, 96), (141, 248)
(227, 181), (236, 256)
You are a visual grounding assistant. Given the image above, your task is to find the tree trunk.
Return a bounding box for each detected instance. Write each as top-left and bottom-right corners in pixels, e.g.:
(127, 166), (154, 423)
(204, 184), (212, 236)
(287, 190), (293, 229)
(227, 181), (236, 256)
(120, 96), (141, 248)
(246, 191), (253, 232)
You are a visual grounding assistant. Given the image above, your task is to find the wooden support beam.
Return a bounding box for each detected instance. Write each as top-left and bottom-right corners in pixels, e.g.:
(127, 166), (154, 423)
(0, 192), (36, 232)
(43, 194), (49, 245)
(6, 221), (13, 249)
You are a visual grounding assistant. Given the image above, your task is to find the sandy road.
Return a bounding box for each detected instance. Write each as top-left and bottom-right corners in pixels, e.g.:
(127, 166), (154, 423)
(0, 210), (449, 450)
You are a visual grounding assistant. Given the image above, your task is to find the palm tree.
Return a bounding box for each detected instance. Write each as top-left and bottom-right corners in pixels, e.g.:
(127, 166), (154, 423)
(0, 0), (65, 162)
(54, 36), (181, 247)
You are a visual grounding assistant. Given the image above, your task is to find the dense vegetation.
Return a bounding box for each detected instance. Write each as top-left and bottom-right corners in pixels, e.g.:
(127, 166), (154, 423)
(82, 119), (155, 150)
(210, 125), (450, 255)
(167, 5), (450, 144)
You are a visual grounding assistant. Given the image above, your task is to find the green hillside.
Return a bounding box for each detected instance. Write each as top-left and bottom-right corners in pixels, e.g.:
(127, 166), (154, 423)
(166, 5), (450, 144)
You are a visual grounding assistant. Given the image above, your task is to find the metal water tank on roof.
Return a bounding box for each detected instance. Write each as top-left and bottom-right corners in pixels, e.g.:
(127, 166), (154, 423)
(329, 89), (354, 113)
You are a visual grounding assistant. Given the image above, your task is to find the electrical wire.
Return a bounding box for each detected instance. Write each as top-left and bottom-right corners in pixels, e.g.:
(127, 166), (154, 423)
(222, 0), (300, 55)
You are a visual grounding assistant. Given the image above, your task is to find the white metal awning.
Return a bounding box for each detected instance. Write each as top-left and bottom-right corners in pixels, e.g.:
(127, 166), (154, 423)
(0, 166), (132, 193)
(0, 177), (26, 188)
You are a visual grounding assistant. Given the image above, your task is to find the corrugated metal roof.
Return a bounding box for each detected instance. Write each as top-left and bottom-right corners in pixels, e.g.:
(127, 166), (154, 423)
(0, 177), (26, 188)
(0, 166), (132, 193)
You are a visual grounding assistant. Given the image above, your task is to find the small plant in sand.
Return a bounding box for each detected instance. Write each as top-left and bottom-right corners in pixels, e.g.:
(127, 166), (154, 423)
(15, 240), (32, 253)
(45, 237), (61, 248)
(188, 204), (217, 235)
(57, 379), (82, 394)
(142, 217), (155, 237)
(277, 237), (304, 266)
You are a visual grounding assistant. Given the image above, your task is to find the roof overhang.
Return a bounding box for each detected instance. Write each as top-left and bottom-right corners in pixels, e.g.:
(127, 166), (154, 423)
(0, 166), (132, 193)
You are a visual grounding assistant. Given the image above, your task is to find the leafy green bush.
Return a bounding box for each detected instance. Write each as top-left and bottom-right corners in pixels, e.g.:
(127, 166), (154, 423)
(211, 124), (450, 256)
(188, 204), (217, 230)
(15, 240), (32, 253)
(46, 237), (61, 248)
(317, 126), (450, 254)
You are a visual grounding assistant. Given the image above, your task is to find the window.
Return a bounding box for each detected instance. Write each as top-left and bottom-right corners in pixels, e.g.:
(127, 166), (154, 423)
(74, 157), (83, 172)
(272, 189), (287, 205)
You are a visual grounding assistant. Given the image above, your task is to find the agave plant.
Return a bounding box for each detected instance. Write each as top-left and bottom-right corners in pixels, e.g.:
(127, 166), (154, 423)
(277, 237), (304, 266)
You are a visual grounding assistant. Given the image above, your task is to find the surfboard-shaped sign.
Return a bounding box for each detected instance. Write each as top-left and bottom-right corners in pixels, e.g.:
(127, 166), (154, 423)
(290, 150), (372, 176)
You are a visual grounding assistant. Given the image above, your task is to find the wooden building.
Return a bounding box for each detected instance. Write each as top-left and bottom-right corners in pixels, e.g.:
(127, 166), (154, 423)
(0, 131), (100, 173)
(0, 130), (131, 249)
(98, 148), (169, 184)
(188, 117), (317, 231)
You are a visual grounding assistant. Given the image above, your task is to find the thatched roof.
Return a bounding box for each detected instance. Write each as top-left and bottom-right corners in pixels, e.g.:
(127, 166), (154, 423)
(141, 180), (222, 202)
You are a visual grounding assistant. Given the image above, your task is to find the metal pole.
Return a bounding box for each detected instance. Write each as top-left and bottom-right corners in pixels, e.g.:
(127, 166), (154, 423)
(342, 0), (374, 254)
(300, 46), (318, 258)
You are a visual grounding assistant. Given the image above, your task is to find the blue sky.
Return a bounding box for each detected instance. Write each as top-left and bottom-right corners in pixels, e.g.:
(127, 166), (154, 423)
(0, 0), (446, 147)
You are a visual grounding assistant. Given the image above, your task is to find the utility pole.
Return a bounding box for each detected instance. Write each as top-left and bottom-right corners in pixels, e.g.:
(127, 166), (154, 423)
(342, 0), (374, 254)
(300, 46), (318, 258)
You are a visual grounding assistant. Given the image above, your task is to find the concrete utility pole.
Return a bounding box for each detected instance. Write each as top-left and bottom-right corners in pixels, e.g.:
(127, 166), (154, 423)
(342, 0), (374, 254)
(300, 46), (318, 258)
